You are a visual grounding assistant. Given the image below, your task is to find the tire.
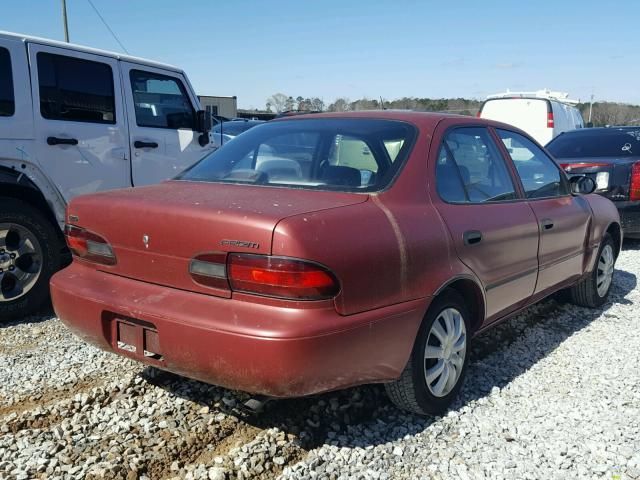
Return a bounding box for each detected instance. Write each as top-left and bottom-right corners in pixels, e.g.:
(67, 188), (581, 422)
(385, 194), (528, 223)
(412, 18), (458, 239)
(569, 232), (616, 308)
(385, 290), (471, 415)
(0, 198), (62, 321)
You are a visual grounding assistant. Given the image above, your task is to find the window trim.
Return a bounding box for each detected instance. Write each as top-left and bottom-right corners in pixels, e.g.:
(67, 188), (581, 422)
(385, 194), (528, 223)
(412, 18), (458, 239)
(494, 127), (572, 201)
(36, 51), (116, 125)
(0, 47), (15, 118)
(129, 69), (196, 131)
(434, 125), (521, 205)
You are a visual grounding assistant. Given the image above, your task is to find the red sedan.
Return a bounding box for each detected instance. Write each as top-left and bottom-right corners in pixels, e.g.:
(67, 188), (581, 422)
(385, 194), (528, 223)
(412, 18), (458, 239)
(51, 112), (621, 415)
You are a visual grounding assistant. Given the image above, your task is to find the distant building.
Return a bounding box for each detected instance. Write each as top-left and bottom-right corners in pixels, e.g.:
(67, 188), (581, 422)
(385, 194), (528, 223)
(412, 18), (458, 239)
(198, 95), (238, 119)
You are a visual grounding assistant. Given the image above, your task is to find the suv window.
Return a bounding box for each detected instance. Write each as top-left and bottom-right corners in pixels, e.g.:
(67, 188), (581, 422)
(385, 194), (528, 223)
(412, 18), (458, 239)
(129, 70), (195, 129)
(436, 127), (517, 203)
(37, 52), (115, 124)
(0, 48), (14, 117)
(497, 129), (569, 198)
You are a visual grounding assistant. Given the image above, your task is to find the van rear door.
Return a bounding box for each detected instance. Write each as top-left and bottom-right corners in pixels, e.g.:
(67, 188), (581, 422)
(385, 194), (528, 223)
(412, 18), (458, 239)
(120, 62), (215, 187)
(28, 43), (130, 202)
(480, 98), (551, 145)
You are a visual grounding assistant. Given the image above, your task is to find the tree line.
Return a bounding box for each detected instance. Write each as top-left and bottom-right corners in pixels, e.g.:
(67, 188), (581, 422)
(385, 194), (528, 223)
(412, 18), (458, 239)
(264, 92), (640, 127)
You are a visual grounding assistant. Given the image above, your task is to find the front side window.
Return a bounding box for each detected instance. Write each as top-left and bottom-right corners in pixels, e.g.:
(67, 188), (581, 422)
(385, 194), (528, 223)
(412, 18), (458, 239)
(0, 47), (14, 117)
(436, 127), (516, 203)
(130, 70), (195, 129)
(497, 129), (569, 199)
(37, 52), (115, 124)
(177, 118), (417, 192)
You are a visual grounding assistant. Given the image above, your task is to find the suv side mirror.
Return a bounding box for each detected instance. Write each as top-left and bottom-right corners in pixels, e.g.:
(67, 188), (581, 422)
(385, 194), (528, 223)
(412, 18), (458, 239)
(196, 110), (212, 146)
(570, 176), (596, 195)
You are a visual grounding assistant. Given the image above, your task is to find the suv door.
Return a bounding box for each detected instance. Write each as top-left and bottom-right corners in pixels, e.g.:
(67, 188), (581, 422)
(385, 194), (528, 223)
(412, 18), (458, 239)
(28, 44), (129, 201)
(495, 128), (591, 294)
(432, 125), (539, 322)
(120, 63), (214, 186)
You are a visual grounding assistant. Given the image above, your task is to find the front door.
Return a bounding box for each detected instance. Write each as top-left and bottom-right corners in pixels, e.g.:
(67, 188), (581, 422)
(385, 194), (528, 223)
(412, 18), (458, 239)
(120, 62), (215, 186)
(495, 128), (591, 294)
(29, 44), (129, 201)
(432, 125), (540, 322)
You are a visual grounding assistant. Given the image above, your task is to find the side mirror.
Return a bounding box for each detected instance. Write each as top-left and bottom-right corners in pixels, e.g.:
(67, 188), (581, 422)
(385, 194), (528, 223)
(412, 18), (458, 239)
(570, 175), (596, 195)
(196, 110), (212, 146)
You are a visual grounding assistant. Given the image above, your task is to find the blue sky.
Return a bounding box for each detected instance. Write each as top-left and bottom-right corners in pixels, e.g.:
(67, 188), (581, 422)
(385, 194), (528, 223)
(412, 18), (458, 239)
(3, 1), (639, 109)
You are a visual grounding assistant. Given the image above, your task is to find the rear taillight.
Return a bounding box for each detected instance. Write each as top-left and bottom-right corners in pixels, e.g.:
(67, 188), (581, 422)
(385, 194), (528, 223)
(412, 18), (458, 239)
(560, 162), (610, 171)
(65, 225), (116, 265)
(631, 162), (640, 201)
(228, 254), (339, 300)
(547, 111), (554, 128)
(189, 252), (229, 290)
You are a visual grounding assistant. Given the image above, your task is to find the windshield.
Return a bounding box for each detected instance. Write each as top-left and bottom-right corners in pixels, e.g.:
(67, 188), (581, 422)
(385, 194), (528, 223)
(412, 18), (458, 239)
(547, 129), (640, 158)
(213, 121), (261, 136)
(177, 118), (417, 192)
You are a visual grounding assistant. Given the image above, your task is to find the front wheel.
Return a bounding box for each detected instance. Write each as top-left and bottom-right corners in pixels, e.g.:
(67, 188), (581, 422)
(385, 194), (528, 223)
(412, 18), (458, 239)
(569, 233), (616, 308)
(0, 198), (62, 321)
(385, 290), (471, 415)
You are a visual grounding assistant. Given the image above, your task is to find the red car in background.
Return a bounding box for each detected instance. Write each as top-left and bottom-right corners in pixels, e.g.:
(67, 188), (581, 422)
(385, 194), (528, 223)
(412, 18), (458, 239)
(51, 112), (620, 415)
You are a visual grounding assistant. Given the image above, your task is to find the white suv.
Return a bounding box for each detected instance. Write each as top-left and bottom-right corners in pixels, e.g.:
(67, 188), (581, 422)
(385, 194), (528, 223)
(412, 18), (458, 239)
(0, 31), (214, 319)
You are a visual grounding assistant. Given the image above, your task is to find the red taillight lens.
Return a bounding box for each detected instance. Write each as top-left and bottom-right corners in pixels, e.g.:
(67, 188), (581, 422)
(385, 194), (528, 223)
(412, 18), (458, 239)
(65, 225), (116, 265)
(228, 254), (339, 300)
(560, 162), (610, 171)
(631, 162), (640, 201)
(547, 111), (554, 128)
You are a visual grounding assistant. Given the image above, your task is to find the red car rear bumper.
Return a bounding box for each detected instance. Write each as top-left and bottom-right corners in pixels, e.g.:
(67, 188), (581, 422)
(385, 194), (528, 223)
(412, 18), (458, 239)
(50, 263), (428, 397)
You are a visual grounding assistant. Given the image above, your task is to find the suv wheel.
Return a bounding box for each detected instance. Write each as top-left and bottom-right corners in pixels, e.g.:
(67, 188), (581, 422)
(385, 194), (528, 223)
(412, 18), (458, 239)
(385, 290), (471, 415)
(0, 198), (61, 321)
(569, 232), (616, 308)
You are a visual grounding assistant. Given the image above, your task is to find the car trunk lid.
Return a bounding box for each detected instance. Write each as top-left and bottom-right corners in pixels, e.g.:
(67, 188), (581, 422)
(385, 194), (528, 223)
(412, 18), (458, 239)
(67, 181), (367, 297)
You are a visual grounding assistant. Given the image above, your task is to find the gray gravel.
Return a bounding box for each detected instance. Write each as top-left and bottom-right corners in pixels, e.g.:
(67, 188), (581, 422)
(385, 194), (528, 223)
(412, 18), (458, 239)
(1, 243), (639, 479)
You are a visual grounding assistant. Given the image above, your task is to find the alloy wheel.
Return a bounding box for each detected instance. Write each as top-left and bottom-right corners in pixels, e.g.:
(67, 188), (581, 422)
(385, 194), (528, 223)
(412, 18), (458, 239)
(596, 244), (614, 298)
(0, 223), (43, 302)
(424, 307), (467, 397)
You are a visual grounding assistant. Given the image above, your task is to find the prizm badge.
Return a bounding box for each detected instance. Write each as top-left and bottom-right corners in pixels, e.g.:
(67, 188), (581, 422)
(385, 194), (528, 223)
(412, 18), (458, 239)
(220, 239), (260, 249)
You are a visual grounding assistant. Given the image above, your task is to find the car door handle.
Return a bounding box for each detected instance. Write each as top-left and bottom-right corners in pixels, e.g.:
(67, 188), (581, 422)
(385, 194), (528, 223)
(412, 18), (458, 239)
(47, 136), (78, 146)
(541, 219), (554, 230)
(463, 230), (483, 245)
(134, 141), (159, 149)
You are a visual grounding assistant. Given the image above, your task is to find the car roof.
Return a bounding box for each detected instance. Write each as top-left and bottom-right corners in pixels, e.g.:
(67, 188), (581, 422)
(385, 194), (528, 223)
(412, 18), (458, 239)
(270, 110), (525, 133)
(0, 30), (182, 73)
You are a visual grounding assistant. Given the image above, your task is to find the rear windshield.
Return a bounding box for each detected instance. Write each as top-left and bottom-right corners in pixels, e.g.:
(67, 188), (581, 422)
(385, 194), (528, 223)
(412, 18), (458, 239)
(547, 129), (640, 158)
(177, 118), (417, 192)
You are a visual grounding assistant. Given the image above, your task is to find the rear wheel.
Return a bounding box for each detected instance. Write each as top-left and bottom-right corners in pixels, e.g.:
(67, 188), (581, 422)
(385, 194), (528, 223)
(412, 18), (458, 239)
(385, 290), (471, 415)
(569, 233), (616, 308)
(0, 198), (61, 321)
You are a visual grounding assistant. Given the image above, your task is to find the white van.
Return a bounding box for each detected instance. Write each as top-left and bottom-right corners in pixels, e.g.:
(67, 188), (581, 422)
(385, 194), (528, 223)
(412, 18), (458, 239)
(478, 90), (584, 146)
(0, 31), (214, 319)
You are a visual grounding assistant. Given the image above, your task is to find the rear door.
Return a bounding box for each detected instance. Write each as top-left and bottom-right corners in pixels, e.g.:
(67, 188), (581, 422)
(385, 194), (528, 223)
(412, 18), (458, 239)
(432, 124), (539, 322)
(28, 43), (129, 201)
(120, 62), (214, 186)
(495, 128), (591, 294)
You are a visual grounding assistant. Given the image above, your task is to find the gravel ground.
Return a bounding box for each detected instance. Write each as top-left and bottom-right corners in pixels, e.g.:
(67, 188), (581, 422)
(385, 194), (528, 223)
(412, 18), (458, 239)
(1, 242), (639, 480)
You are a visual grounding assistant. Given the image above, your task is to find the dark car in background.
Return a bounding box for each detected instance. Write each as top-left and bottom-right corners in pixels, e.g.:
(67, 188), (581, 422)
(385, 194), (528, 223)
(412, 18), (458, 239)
(547, 127), (640, 238)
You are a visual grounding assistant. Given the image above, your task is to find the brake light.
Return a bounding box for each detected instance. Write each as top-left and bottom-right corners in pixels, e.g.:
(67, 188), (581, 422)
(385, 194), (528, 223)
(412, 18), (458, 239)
(228, 254), (339, 300)
(547, 111), (554, 128)
(560, 162), (610, 171)
(65, 225), (116, 265)
(631, 162), (640, 201)
(476, 110), (481, 118)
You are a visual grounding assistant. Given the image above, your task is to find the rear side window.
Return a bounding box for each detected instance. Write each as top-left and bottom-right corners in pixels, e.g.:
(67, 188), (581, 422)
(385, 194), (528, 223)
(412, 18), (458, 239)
(436, 127), (517, 203)
(497, 129), (569, 198)
(37, 52), (115, 124)
(547, 130), (640, 158)
(177, 118), (417, 192)
(0, 47), (14, 117)
(130, 70), (195, 129)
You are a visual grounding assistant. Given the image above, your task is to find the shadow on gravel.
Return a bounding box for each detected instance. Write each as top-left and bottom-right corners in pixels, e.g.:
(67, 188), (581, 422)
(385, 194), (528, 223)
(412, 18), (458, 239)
(0, 301), (55, 329)
(146, 268), (637, 452)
